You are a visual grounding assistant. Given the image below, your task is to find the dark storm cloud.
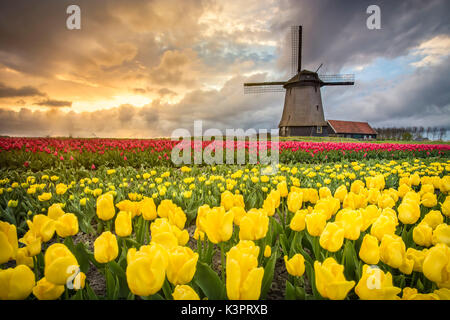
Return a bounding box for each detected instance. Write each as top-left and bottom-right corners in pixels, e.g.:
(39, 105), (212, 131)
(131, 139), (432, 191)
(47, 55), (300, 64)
(34, 99), (72, 107)
(324, 56), (450, 128)
(272, 0), (450, 72)
(0, 82), (45, 98)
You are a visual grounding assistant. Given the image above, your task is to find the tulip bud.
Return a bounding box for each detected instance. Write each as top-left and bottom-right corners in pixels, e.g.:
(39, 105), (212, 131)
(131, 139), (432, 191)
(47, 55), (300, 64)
(314, 258), (355, 300)
(55, 213), (79, 238)
(226, 241), (264, 300)
(284, 254), (305, 277)
(115, 211), (132, 237)
(290, 209), (307, 231)
(173, 285), (200, 300)
(32, 277), (65, 300)
(0, 265), (35, 300)
(413, 222), (433, 247)
(96, 193), (116, 221)
(319, 222), (345, 252)
(200, 206), (234, 244)
(140, 197), (157, 221)
(0, 221), (18, 264)
(47, 203), (65, 220)
(239, 209), (269, 241)
(305, 210), (327, 236)
(355, 265), (401, 300)
(44, 243), (79, 285)
(166, 246), (199, 285)
(359, 234), (380, 265)
(94, 231), (118, 264)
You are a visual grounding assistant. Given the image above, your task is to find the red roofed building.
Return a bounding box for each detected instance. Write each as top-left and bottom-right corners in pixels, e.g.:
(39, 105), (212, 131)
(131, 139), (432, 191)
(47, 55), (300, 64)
(327, 120), (377, 139)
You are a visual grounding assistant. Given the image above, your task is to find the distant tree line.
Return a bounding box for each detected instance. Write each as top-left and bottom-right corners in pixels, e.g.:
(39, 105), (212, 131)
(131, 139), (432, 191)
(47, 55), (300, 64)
(374, 126), (448, 141)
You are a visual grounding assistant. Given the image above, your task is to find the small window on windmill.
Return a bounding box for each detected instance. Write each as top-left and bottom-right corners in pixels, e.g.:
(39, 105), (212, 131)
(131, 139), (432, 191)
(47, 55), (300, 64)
(316, 105), (319, 111)
(316, 126), (322, 134)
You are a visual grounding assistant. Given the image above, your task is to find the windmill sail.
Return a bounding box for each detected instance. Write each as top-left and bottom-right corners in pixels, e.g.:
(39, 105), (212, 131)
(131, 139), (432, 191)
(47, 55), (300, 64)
(243, 82), (285, 94)
(319, 74), (355, 86)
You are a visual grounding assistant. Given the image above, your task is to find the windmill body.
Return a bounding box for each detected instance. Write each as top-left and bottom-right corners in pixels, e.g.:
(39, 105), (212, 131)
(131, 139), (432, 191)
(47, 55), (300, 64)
(244, 26), (355, 137)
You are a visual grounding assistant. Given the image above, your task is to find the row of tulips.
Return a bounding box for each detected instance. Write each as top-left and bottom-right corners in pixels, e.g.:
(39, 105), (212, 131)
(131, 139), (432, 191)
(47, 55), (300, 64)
(1, 157), (449, 300)
(0, 137), (449, 170)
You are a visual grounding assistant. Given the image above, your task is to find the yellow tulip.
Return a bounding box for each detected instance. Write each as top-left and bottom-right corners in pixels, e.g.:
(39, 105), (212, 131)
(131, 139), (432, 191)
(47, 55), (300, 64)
(359, 234), (380, 265)
(27, 214), (55, 242)
(19, 229), (42, 257)
(422, 243), (450, 287)
(126, 245), (167, 296)
(32, 277), (65, 300)
(319, 222), (345, 252)
(156, 199), (186, 229)
(406, 248), (428, 273)
(73, 272), (86, 290)
(355, 265), (401, 300)
(434, 288), (450, 300)
(366, 174), (385, 190)
(221, 190), (244, 211)
(350, 180), (365, 194)
(413, 222), (433, 247)
(305, 210), (327, 236)
(422, 210), (444, 229)
(397, 184), (410, 198)
(366, 188), (380, 204)
(370, 215), (397, 241)
(314, 198), (340, 220)
(115, 211), (132, 238)
(0, 221), (18, 264)
(47, 203), (65, 220)
(432, 223), (450, 246)
(377, 194), (396, 209)
(96, 193), (116, 221)
(166, 246), (199, 285)
(359, 205), (381, 232)
(379, 234), (413, 274)
(55, 213), (79, 238)
(44, 243), (79, 285)
(264, 245), (271, 258)
(277, 180), (288, 197)
(442, 196), (450, 217)
(140, 197), (157, 220)
(287, 191), (303, 213)
(230, 206), (246, 226)
(94, 231), (118, 264)
(335, 209), (362, 240)
(334, 185), (347, 202)
(421, 192), (437, 208)
(0, 265), (35, 300)
(226, 241), (264, 300)
(239, 209), (269, 241)
(38, 192), (52, 201)
(314, 258), (355, 300)
(319, 187), (332, 199)
(150, 218), (189, 249)
(116, 199), (140, 218)
(290, 209), (307, 232)
(173, 285), (200, 300)
(16, 247), (34, 268)
(200, 206), (234, 244)
(284, 254), (305, 277)
(410, 173), (420, 186)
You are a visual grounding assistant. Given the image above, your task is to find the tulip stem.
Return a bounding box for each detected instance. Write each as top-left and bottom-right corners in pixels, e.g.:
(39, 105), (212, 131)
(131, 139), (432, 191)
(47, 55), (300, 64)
(220, 242), (225, 283)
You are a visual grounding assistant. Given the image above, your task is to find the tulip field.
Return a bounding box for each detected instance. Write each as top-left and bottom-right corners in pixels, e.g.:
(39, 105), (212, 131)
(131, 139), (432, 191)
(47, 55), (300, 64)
(1, 137), (450, 300)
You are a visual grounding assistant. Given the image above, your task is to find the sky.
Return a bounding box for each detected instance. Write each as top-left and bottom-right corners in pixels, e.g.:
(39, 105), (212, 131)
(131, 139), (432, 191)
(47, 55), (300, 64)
(0, 0), (449, 138)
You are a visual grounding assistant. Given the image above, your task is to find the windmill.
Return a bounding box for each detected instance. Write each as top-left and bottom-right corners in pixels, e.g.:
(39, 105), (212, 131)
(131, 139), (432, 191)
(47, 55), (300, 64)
(244, 26), (355, 137)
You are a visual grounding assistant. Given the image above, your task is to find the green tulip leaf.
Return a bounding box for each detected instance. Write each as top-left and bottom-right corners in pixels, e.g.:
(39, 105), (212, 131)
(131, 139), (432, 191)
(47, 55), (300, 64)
(193, 261), (226, 300)
(260, 246), (278, 299)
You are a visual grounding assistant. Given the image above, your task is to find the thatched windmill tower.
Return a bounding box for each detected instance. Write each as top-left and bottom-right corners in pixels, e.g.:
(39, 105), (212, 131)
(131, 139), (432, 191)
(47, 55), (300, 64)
(244, 26), (355, 137)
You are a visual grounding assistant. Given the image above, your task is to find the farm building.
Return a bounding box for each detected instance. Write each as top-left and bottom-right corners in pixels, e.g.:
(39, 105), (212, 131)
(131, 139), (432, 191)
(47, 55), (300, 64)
(327, 120), (377, 139)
